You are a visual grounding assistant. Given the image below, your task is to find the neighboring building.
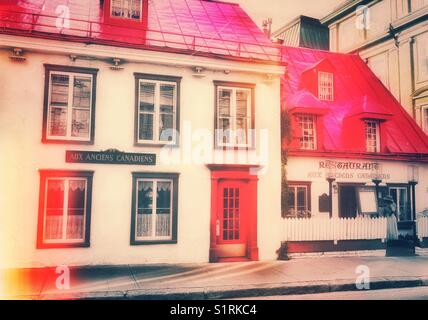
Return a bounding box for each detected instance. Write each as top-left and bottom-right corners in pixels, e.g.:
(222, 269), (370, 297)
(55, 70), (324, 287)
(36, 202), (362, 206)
(321, 0), (428, 134)
(281, 45), (428, 252)
(272, 15), (330, 50)
(0, 0), (285, 268)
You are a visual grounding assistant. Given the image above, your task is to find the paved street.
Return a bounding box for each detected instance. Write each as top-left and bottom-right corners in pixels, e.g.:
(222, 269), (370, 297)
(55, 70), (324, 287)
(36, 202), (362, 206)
(2, 255), (428, 299)
(244, 287), (428, 300)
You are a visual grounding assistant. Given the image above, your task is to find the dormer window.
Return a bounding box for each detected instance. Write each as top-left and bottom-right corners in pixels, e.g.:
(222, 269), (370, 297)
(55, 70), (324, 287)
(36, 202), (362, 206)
(318, 71), (334, 101)
(365, 120), (380, 153)
(298, 114), (317, 150)
(111, 0), (142, 21)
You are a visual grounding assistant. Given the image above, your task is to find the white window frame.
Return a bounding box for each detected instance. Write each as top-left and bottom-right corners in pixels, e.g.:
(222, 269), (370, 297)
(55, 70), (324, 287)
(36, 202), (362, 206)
(110, 0), (142, 21)
(288, 185), (309, 214)
(46, 71), (93, 142)
(137, 79), (177, 145)
(135, 178), (173, 241)
(318, 71), (334, 101)
(365, 120), (381, 153)
(298, 114), (317, 150)
(42, 177), (88, 244)
(216, 86), (253, 148)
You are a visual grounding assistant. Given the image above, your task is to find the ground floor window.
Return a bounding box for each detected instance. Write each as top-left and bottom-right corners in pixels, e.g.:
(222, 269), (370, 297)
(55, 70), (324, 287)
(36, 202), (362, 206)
(131, 173), (179, 244)
(37, 170), (93, 248)
(388, 186), (411, 222)
(339, 185), (377, 218)
(286, 182), (311, 218)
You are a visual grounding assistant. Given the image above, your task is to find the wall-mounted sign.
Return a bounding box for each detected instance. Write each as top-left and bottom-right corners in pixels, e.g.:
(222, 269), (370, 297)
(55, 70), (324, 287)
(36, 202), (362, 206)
(306, 160), (391, 180)
(66, 149), (156, 166)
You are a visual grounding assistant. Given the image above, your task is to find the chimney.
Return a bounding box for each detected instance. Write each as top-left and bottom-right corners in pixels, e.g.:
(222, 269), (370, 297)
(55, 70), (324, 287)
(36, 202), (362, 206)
(262, 18), (272, 38)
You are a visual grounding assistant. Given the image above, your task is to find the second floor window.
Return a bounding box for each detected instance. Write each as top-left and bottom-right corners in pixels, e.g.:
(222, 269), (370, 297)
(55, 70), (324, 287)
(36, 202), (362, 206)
(135, 74), (181, 146)
(298, 115), (317, 150)
(318, 71), (334, 101)
(111, 0), (142, 20)
(365, 120), (380, 152)
(43, 65), (98, 144)
(215, 82), (254, 148)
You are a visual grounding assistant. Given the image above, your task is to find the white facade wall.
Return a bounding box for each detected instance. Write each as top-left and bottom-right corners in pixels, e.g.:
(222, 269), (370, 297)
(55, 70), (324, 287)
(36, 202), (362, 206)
(0, 36), (283, 268)
(286, 156), (428, 218)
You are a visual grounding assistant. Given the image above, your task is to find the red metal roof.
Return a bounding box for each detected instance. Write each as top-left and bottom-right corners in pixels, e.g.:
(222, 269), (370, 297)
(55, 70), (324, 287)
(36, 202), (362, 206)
(0, 0), (282, 63)
(281, 46), (428, 160)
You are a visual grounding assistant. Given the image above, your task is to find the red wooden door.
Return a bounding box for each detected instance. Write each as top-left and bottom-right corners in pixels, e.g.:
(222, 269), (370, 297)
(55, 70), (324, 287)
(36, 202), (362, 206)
(216, 180), (248, 259)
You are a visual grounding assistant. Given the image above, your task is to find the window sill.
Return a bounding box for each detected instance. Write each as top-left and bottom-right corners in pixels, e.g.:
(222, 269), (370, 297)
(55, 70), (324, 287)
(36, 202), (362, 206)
(131, 240), (177, 246)
(134, 142), (179, 148)
(37, 242), (90, 249)
(42, 138), (94, 145)
(215, 145), (256, 151)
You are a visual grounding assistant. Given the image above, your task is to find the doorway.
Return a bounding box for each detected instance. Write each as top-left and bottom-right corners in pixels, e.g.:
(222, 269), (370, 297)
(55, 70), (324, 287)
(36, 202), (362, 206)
(339, 185), (358, 218)
(208, 165), (259, 263)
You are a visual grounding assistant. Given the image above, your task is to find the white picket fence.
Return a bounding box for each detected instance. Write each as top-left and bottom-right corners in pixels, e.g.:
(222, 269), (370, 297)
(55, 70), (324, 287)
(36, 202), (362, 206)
(417, 216), (428, 241)
(283, 216), (387, 242)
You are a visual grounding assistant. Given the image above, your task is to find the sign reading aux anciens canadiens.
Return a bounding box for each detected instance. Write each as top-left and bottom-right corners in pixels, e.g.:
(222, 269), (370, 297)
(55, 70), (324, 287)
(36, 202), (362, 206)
(66, 150), (156, 165)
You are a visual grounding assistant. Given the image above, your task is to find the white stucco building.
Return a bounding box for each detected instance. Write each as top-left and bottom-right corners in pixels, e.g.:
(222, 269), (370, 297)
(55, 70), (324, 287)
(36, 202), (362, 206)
(0, 0), (284, 268)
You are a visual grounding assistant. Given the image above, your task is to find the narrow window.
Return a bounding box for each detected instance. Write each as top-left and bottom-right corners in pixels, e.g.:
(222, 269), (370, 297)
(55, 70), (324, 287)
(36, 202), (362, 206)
(135, 74), (181, 146)
(318, 71), (334, 101)
(43, 65), (98, 144)
(111, 0), (142, 20)
(423, 105), (428, 134)
(215, 82), (254, 148)
(38, 171), (93, 248)
(365, 120), (380, 152)
(131, 173), (178, 244)
(298, 114), (317, 150)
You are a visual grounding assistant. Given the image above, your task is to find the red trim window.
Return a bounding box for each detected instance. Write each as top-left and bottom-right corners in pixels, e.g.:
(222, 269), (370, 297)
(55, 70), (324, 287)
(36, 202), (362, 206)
(111, 0), (142, 21)
(318, 71), (334, 101)
(37, 171), (93, 249)
(365, 120), (380, 153)
(103, 0), (148, 29)
(297, 114), (317, 150)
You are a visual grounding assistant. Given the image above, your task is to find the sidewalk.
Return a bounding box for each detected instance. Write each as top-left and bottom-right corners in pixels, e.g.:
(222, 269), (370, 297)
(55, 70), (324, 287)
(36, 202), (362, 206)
(2, 256), (428, 300)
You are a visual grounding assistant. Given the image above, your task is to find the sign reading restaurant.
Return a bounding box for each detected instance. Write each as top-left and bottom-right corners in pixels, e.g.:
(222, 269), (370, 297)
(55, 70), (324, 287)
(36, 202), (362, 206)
(66, 150), (156, 165)
(306, 160), (391, 180)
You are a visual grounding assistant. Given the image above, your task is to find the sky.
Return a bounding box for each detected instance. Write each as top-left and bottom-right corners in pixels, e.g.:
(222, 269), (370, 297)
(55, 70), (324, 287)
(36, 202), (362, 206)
(228, 0), (342, 32)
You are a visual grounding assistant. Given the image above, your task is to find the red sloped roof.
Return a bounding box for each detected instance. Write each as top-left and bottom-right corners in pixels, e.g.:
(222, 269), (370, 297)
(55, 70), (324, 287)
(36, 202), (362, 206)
(0, 0), (282, 63)
(281, 46), (428, 159)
